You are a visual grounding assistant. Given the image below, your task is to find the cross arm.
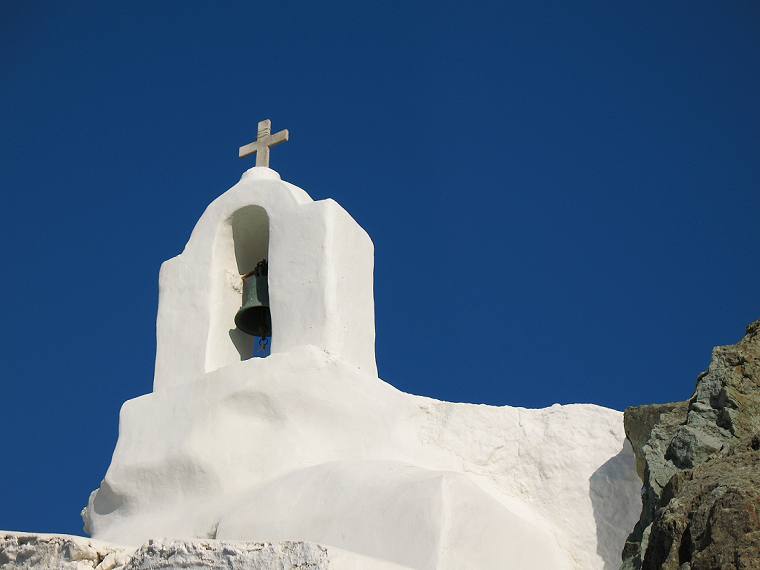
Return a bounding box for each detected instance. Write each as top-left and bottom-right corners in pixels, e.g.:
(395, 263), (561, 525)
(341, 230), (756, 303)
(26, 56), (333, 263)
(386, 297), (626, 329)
(238, 129), (289, 158)
(238, 141), (258, 159)
(267, 129), (289, 147)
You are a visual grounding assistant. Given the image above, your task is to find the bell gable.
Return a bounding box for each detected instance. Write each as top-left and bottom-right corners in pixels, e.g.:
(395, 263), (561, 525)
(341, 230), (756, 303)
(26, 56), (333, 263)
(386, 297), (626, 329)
(153, 166), (377, 391)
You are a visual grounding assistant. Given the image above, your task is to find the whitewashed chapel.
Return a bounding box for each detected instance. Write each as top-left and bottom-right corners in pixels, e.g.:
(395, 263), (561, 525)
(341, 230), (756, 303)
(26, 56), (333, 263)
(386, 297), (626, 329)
(78, 120), (640, 570)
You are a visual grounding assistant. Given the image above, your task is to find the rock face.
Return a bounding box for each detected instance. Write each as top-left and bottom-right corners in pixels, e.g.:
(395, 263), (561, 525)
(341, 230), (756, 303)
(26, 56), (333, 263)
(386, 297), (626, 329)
(622, 320), (760, 570)
(0, 531), (406, 570)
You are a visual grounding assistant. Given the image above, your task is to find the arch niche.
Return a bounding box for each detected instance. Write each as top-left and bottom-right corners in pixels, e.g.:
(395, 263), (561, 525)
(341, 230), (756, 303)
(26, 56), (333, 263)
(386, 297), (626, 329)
(205, 205), (270, 372)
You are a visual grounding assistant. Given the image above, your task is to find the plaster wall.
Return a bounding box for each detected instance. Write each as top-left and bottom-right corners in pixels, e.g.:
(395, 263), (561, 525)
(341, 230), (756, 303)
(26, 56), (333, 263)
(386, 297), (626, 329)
(86, 347), (641, 569)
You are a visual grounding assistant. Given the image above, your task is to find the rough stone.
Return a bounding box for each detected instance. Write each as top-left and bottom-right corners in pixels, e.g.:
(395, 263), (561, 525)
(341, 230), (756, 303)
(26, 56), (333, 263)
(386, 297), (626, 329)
(124, 539), (329, 569)
(621, 320), (760, 569)
(0, 532), (130, 570)
(0, 532), (405, 570)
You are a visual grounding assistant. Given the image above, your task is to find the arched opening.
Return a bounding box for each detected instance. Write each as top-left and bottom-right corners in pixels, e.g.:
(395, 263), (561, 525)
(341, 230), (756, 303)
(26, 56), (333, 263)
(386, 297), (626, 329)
(232, 206), (269, 276)
(205, 205), (271, 372)
(231, 207), (271, 359)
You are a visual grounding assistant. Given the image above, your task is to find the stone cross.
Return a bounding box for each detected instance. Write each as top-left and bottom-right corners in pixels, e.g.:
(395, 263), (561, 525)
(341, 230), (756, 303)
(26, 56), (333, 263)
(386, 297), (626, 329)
(239, 119), (289, 168)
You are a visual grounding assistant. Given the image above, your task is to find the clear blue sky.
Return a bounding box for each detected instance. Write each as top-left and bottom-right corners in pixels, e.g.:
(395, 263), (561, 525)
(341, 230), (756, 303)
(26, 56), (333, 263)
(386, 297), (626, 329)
(1, 1), (758, 536)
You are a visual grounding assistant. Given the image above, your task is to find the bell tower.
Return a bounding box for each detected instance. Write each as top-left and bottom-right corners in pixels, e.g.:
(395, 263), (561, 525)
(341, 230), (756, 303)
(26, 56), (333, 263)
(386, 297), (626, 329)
(151, 120), (377, 391)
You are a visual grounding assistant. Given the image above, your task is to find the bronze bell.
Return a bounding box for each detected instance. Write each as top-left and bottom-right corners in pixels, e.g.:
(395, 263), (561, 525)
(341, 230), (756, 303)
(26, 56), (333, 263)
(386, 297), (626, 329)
(234, 259), (271, 337)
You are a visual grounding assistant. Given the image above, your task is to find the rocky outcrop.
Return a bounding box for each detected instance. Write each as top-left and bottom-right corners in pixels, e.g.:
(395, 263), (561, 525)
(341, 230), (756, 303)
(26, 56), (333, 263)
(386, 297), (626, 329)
(622, 320), (760, 570)
(0, 532), (131, 570)
(0, 532), (398, 570)
(125, 539), (329, 569)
